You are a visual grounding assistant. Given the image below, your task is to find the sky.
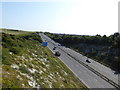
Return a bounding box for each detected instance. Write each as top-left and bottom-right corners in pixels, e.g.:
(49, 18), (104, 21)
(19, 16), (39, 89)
(1, 0), (120, 36)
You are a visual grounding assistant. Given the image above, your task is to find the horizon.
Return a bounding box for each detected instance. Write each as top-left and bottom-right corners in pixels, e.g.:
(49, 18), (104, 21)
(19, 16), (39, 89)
(1, 28), (119, 36)
(1, 0), (119, 36)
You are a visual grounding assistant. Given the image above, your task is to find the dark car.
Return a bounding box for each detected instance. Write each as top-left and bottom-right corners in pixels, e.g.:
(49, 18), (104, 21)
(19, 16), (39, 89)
(55, 51), (61, 56)
(53, 47), (56, 50)
(86, 59), (91, 63)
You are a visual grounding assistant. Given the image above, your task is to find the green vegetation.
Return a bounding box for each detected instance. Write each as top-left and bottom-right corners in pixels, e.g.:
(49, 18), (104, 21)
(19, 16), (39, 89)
(2, 28), (87, 88)
(2, 31), (42, 65)
(45, 32), (120, 72)
(19, 65), (29, 73)
(0, 28), (29, 35)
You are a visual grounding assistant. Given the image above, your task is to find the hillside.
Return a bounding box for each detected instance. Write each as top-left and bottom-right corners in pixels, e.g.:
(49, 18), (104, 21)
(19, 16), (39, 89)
(1, 29), (87, 88)
(44, 32), (120, 72)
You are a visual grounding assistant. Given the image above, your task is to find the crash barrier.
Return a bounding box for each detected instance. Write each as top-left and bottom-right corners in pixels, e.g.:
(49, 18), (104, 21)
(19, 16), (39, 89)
(59, 47), (120, 89)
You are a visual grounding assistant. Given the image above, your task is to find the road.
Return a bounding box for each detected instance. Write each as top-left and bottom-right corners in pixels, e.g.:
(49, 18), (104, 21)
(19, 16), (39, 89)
(40, 33), (119, 89)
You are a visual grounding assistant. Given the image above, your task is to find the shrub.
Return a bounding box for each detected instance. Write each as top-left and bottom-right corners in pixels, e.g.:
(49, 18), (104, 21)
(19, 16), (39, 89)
(32, 34), (42, 43)
(2, 48), (12, 65)
(2, 33), (18, 48)
(21, 33), (42, 43)
(9, 47), (20, 54)
(19, 66), (29, 73)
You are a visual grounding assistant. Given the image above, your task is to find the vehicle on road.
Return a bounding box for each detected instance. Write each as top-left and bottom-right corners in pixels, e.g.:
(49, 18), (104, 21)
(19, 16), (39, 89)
(55, 51), (61, 56)
(53, 47), (56, 50)
(86, 59), (91, 63)
(58, 44), (61, 46)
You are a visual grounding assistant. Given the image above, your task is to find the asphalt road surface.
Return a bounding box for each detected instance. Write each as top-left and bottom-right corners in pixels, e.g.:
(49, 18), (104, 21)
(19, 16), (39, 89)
(40, 33), (119, 89)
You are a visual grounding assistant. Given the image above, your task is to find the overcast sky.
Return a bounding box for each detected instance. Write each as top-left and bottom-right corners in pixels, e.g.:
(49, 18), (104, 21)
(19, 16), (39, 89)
(1, 0), (120, 36)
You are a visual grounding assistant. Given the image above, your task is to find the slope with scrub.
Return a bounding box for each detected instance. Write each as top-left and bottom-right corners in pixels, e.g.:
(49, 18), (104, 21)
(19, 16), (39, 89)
(1, 28), (87, 88)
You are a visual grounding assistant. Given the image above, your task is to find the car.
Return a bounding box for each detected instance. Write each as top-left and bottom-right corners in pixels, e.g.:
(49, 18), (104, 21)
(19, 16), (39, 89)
(58, 44), (61, 46)
(86, 59), (91, 63)
(53, 47), (56, 50)
(55, 51), (61, 56)
(61, 44), (64, 46)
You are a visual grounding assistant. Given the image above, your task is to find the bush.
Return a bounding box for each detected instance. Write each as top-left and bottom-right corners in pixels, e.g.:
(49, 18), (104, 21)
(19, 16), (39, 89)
(9, 47), (20, 54)
(19, 66), (29, 73)
(20, 33), (42, 43)
(2, 48), (12, 65)
(2, 33), (18, 48)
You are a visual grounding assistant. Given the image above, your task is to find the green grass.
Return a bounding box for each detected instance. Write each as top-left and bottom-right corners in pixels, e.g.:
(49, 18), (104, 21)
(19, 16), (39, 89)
(0, 28), (31, 35)
(1, 28), (88, 89)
